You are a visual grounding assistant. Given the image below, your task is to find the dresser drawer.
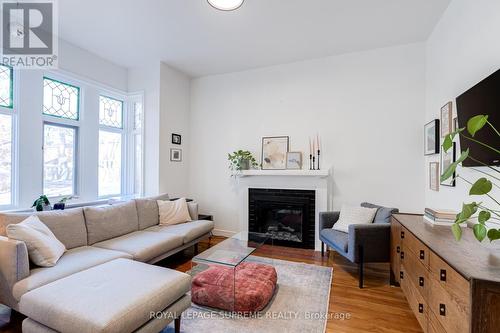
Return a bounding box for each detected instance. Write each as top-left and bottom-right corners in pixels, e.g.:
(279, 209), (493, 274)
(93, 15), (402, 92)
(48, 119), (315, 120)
(427, 252), (470, 333)
(428, 307), (447, 333)
(401, 265), (428, 332)
(401, 248), (429, 300)
(401, 226), (430, 267)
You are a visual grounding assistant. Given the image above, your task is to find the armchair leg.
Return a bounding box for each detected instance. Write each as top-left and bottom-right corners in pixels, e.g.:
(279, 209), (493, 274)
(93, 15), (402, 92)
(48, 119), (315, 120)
(321, 242), (324, 257)
(358, 245), (364, 288)
(174, 317), (181, 333)
(194, 243), (199, 255)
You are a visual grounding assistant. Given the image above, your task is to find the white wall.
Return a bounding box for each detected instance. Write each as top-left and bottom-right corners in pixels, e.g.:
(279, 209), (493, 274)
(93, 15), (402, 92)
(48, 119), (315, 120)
(159, 63), (191, 197)
(424, 0), (500, 211)
(189, 43), (426, 233)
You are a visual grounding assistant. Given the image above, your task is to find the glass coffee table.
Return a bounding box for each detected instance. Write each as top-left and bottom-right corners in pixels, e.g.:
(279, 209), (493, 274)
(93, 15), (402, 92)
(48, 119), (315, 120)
(190, 232), (276, 312)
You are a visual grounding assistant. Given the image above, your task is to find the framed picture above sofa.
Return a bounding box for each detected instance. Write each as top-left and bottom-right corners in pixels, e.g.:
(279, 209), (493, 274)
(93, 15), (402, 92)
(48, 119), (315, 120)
(424, 119), (440, 155)
(429, 162), (439, 191)
(261, 136), (289, 170)
(440, 102), (452, 137)
(170, 148), (182, 162)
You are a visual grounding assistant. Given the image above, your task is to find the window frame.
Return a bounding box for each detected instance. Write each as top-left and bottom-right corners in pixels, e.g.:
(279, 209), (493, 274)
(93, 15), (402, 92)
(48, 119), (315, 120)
(0, 65), (17, 210)
(98, 92), (127, 199)
(127, 94), (144, 197)
(41, 75), (82, 200)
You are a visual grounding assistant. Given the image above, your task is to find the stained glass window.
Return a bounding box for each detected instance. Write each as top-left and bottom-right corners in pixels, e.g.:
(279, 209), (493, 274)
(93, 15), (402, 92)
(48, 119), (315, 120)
(43, 78), (80, 120)
(99, 96), (123, 128)
(0, 114), (12, 205)
(43, 124), (76, 197)
(98, 130), (122, 196)
(0, 65), (13, 108)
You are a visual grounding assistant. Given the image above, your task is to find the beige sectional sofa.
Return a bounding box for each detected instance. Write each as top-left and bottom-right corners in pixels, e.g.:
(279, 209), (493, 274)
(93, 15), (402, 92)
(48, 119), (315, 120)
(0, 195), (214, 332)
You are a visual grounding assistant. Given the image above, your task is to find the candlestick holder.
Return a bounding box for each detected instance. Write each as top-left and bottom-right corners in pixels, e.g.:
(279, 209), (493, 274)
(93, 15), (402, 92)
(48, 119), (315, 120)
(312, 156), (316, 170)
(317, 150), (321, 170)
(309, 154), (313, 170)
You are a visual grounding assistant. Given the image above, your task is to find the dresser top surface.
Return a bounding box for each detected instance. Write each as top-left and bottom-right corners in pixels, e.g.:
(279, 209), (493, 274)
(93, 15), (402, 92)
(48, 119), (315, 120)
(393, 214), (500, 283)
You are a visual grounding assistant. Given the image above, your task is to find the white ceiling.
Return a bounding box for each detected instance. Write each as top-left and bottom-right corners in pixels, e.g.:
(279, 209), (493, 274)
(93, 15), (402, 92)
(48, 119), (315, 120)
(59, 0), (451, 77)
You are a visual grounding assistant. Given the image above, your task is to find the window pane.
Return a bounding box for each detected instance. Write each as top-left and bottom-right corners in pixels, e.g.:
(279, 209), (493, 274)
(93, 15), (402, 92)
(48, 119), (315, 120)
(43, 124), (76, 197)
(134, 134), (142, 195)
(99, 96), (123, 128)
(133, 101), (142, 130)
(43, 78), (80, 120)
(0, 114), (12, 205)
(99, 130), (122, 196)
(0, 65), (13, 108)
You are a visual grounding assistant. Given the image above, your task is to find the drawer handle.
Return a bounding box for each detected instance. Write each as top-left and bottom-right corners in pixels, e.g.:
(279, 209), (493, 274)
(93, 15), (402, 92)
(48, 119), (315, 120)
(400, 251), (404, 260)
(400, 271), (404, 279)
(396, 246), (400, 254)
(418, 303), (424, 313)
(439, 303), (446, 316)
(419, 276), (424, 287)
(419, 250), (425, 260)
(401, 231), (405, 239)
(440, 269), (447, 282)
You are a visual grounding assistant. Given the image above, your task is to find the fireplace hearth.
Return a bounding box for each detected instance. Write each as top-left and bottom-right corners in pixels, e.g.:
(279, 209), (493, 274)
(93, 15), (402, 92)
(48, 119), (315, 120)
(248, 188), (315, 249)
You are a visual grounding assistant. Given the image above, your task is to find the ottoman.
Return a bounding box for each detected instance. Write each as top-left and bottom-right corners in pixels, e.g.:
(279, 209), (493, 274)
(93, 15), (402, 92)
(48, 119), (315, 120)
(19, 259), (191, 333)
(191, 262), (277, 312)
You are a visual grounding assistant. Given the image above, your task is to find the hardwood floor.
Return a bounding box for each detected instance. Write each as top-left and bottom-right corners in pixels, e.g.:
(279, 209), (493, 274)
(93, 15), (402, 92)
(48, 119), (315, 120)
(0, 237), (422, 333)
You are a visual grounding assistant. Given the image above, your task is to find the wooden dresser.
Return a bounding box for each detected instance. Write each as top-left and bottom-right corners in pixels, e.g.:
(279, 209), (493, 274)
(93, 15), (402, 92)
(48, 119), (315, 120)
(390, 214), (500, 333)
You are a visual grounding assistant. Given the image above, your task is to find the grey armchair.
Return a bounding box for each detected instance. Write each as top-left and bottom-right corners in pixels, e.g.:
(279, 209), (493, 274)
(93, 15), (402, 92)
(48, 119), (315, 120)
(319, 202), (398, 288)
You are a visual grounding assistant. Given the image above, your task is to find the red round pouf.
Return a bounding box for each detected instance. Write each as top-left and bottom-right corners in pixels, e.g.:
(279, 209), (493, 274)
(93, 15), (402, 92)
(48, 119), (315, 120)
(191, 262), (277, 313)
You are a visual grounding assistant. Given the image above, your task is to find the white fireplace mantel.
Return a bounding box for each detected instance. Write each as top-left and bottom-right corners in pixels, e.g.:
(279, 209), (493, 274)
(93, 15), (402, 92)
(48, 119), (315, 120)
(238, 169), (329, 178)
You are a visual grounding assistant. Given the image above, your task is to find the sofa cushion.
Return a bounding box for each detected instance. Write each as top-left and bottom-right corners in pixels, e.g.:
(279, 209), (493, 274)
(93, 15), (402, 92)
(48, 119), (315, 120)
(146, 220), (214, 244)
(84, 201), (139, 245)
(93, 231), (183, 262)
(0, 208), (88, 249)
(332, 205), (377, 234)
(6, 215), (66, 267)
(134, 193), (170, 230)
(19, 258), (191, 333)
(158, 198), (192, 226)
(361, 202), (399, 224)
(12, 246), (131, 301)
(320, 229), (349, 252)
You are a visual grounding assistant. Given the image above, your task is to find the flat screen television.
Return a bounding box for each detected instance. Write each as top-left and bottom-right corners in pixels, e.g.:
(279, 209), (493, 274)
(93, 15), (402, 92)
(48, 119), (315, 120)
(456, 69), (500, 167)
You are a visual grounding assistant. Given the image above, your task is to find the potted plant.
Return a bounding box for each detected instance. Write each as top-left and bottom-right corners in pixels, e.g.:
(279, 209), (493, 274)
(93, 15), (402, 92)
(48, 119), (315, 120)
(441, 114), (500, 242)
(228, 150), (259, 176)
(53, 196), (72, 210)
(32, 195), (51, 212)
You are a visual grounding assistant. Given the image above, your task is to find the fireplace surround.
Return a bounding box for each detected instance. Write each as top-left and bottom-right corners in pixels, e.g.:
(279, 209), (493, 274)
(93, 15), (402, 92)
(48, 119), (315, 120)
(248, 188), (315, 249)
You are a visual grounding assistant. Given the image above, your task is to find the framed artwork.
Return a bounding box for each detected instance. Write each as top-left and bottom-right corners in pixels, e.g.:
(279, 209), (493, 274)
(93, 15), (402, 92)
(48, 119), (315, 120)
(440, 102), (453, 137)
(170, 148), (182, 162)
(286, 152), (302, 170)
(261, 136), (289, 170)
(441, 142), (456, 187)
(424, 119), (440, 155)
(171, 133), (182, 145)
(429, 162), (439, 191)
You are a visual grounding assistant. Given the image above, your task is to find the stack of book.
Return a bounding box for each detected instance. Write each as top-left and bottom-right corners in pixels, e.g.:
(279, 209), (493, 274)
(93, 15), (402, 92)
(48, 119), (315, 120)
(424, 208), (457, 225)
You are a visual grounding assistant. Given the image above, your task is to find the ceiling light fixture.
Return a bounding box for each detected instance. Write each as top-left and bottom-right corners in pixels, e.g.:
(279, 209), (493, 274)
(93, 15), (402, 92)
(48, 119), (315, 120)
(207, 0), (244, 11)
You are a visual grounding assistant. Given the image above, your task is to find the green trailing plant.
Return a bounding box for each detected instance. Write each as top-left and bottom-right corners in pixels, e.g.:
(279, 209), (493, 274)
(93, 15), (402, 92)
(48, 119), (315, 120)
(228, 150), (259, 175)
(32, 195), (51, 212)
(58, 196), (73, 204)
(441, 114), (500, 242)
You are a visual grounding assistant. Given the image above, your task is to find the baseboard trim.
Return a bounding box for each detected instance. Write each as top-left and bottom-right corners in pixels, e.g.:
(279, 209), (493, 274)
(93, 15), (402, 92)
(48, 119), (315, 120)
(212, 229), (238, 237)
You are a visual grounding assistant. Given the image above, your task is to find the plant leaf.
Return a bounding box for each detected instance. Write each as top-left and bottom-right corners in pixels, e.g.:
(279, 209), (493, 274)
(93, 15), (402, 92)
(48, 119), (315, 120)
(452, 223), (462, 241)
(457, 202), (478, 222)
(467, 115), (488, 137)
(473, 224), (487, 242)
(469, 178), (492, 195)
(487, 229), (500, 242)
(440, 149), (469, 182)
(478, 211), (491, 224)
(442, 135), (453, 152)
(456, 148), (469, 164)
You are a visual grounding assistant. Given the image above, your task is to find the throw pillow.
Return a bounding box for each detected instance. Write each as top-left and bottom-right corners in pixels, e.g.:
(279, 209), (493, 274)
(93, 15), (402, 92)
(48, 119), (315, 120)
(332, 205), (378, 233)
(158, 198), (192, 226)
(6, 215), (66, 267)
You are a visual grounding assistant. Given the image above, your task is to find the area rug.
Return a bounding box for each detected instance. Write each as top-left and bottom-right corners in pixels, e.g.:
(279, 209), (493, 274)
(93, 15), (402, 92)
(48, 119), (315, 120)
(163, 256), (332, 333)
